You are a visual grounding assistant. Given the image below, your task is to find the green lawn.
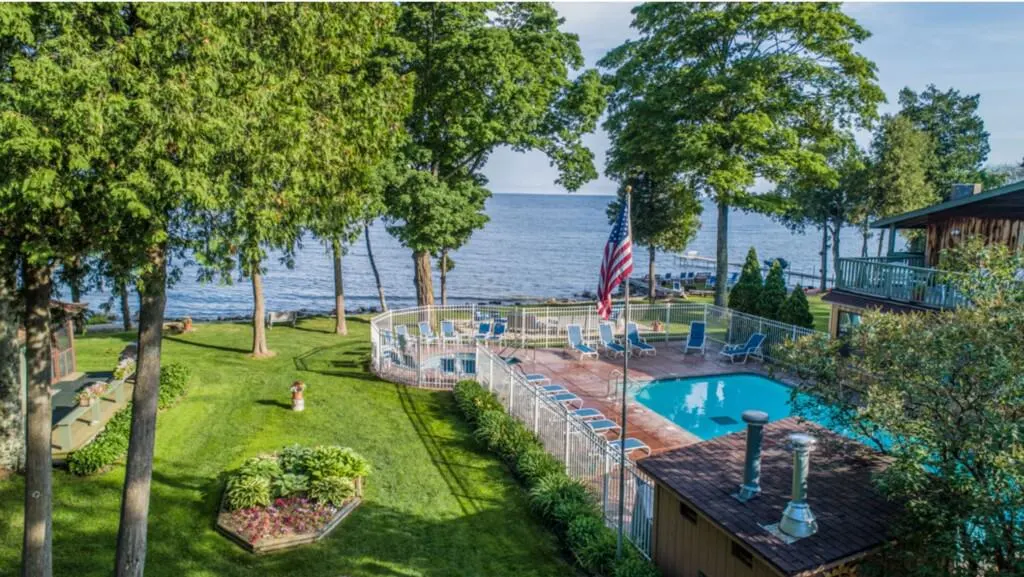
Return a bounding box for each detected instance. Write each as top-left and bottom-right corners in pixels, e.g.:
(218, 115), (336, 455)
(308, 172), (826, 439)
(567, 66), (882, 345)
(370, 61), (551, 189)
(0, 317), (571, 577)
(680, 293), (831, 332)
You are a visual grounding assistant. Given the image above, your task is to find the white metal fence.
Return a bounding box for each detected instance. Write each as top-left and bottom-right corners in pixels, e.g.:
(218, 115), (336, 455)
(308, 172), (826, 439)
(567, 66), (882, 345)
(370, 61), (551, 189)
(368, 301), (823, 558)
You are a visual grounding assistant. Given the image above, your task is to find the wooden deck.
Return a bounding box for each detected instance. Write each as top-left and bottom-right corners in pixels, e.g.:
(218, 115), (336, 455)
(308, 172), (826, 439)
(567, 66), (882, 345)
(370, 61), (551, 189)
(50, 372), (132, 458)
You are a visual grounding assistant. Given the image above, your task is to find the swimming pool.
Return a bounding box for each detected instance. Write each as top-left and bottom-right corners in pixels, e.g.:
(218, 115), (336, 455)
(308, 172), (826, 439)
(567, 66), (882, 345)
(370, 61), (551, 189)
(634, 373), (801, 441)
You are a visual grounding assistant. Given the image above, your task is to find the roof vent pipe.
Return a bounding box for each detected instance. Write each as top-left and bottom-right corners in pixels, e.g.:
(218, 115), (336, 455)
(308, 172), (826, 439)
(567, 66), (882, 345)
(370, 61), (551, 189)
(734, 410), (769, 502)
(778, 433), (818, 540)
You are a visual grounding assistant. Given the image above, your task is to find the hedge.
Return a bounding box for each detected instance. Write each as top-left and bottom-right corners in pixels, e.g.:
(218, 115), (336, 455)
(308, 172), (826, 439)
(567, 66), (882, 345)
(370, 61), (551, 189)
(68, 363), (193, 476)
(453, 380), (660, 577)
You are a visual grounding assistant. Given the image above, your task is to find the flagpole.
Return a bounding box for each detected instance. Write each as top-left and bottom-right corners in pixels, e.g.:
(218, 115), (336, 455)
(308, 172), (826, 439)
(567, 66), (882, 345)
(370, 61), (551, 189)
(616, 185), (632, 559)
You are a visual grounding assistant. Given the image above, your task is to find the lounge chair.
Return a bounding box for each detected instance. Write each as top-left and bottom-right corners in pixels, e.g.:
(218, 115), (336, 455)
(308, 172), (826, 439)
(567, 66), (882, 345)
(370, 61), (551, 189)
(567, 324), (598, 360)
(598, 322), (627, 358)
(609, 437), (651, 456)
(706, 275), (717, 289)
(684, 272), (696, 285)
(395, 325), (410, 342)
(540, 384), (568, 395)
(683, 321), (706, 356)
(719, 333), (766, 364)
(626, 323), (656, 357)
(572, 408), (604, 421)
(441, 320), (460, 344)
(488, 320), (507, 344)
(381, 330), (401, 364)
(727, 272), (740, 287)
(587, 419), (622, 436)
(512, 364), (550, 385)
(474, 322), (491, 341)
(418, 321), (437, 344)
(549, 392), (584, 409)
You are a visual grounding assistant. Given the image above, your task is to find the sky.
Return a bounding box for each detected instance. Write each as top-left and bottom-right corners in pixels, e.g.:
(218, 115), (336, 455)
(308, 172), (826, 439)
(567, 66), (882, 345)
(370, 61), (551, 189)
(483, 2), (1024, 196)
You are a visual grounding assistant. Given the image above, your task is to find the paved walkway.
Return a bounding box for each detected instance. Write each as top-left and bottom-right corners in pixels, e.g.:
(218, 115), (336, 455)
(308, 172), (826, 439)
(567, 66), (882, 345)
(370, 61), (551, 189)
(519, 340), (773, 456)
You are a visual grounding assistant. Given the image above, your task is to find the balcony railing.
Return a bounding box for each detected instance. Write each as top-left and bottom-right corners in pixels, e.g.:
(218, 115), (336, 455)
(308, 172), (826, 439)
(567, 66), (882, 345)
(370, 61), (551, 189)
(835, 257), (969, 309)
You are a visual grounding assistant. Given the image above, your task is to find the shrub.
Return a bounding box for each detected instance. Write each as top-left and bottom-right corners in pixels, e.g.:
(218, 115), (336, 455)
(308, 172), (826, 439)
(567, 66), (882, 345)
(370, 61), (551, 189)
(308, 476), (355, 506)
(67, 405), (133, 476)
(158, 363), (192, 409)
(728, 247), (763, 314)
(226, 474), (272, 510)
(113, 359), (136, 381)
(475, 409), (539, 464)
(568, 514), (617, 575)
(237, 456), (283, 479)
(613, 556), (662, 577)
(758, 260), (788, 320)
(453, 379), (502, 424)
(515, 446), (563, 485)
(778, 284), (815, 329)
(305, 446), (371, 480)
(271, 473), (310, 498)
(278, 444), (312, 474)
(529, 473), (598, 528)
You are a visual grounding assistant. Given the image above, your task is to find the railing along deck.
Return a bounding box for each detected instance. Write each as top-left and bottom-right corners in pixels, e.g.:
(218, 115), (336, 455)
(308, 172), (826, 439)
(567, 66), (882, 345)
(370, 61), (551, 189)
(835, 257), (967, 309)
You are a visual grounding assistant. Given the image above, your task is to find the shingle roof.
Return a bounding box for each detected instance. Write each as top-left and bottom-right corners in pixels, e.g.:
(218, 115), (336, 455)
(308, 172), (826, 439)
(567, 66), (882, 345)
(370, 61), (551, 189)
(872, 179), (1024, 229)
(639, 417), (897, 576)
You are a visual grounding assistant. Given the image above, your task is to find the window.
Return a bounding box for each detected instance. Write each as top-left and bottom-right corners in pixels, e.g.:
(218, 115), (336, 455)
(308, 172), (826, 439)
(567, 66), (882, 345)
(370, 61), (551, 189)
(679, 501), (697, 523)
(731, 541), (753, 567)
(837, 310), (862, 339)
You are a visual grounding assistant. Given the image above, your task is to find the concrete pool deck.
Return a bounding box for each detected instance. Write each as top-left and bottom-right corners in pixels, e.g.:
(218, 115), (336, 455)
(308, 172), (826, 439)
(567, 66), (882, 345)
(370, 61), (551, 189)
(517, 340), (778, 457)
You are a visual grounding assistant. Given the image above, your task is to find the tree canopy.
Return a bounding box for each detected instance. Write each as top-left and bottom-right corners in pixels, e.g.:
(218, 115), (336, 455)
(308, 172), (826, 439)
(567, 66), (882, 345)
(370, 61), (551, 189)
(599, 2), (884, 305)
(385, 3), (606, 305)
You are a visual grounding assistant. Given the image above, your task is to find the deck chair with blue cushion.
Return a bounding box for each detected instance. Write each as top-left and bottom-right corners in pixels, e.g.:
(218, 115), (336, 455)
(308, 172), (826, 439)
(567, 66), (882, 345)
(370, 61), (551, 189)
(587, 419), (622, 436)
(683, 321), (706, 356)
(512, 363), (550, 385)
(609, 437), (651, 456)
(488, 320), (507, 344)
(719, 332), (766, 364)
(567, 324), (598, 360)
(626, 323), (656, 357)
(540, 384), (568, 395)
(727, 272), (740, 287)
(598, 322), (627, 358)
(395, 325), (410, 342)
(441, 320), (460, 344)
(418, 321), (437, 345)
(706, 275), (717, 289)
(549, 392), (584, 409)
(474, 322), (491, 342)
(572, 408), (604, 421)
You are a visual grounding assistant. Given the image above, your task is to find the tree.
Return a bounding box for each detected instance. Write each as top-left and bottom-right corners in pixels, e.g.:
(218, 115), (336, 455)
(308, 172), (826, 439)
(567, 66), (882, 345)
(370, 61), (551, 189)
(728, 248), (762, 315)
(980, 157), (1024, 189)
(898, 85), (990, 198)
(777, 284), (814, 329)
(0, 5), (119, 575)
(599, 3), (884, 306)
(606, 176), (702, 301)
(869, 114), (940, 254)
(757, 260), (787, 319)
(0, 252), (20, 475)
(385, 3), (606, 306)
(779, 245), (1024, 575)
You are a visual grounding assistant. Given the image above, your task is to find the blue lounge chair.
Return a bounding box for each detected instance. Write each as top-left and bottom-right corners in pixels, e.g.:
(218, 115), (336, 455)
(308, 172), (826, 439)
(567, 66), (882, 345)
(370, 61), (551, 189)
(706, 275), (717, 289)
(540, 384), (568, 395)
(683, 321), (706, 356)
(395, 325), (410, 342)
(474, 322), (491, 341)
(598, 322), (627, 358)
(672, 280), (683, 294)
(572, 408), (604, 421)
(684, 272), (696, 285)
(488, 320), (507, 343)
(719, 332), (766, 364)
(418, 321), (437, 344)
(626, 323), (656, 357)
(441, 320), (460, 344)
(381, 330), (401, 364)
(549, 392), (584, 409)
(727, 272), (740, 287)
(587, 419), (622, 436)
(567, 324), (598, 360)
(512, 364), (550, 385)
(609, 438), (651, 456)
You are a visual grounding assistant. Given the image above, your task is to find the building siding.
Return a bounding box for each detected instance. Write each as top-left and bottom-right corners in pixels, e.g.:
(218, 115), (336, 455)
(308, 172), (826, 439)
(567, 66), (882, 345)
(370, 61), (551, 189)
(925, 217), (1024, 266)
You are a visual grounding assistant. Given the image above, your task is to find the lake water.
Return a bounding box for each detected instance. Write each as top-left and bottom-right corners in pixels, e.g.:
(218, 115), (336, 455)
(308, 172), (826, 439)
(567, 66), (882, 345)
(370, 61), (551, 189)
(76, 193), (870, 320)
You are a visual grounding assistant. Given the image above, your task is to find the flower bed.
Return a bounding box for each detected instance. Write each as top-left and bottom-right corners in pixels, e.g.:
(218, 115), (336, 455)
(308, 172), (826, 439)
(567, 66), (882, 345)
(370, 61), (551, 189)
(215, 445), (369, 554)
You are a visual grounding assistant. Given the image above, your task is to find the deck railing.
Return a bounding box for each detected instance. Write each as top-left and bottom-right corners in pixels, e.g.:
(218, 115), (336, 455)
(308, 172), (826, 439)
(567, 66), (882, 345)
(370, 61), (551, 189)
(368, 302), (824, 558)
(835, 257), (968, 309)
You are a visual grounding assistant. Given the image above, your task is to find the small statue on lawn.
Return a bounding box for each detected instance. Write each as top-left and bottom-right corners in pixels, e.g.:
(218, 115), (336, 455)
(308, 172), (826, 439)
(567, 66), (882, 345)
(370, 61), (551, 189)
(290, 380), (306, 412)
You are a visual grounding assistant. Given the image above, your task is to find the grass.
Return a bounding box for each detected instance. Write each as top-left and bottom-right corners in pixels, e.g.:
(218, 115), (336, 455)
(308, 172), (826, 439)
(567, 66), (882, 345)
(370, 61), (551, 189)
(0, 317), (571, 577)
(673, 293), (831, 332)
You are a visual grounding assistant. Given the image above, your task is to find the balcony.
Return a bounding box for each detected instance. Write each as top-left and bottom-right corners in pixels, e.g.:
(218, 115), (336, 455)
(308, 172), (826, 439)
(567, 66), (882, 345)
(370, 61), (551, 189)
(834, 256), (969, 310)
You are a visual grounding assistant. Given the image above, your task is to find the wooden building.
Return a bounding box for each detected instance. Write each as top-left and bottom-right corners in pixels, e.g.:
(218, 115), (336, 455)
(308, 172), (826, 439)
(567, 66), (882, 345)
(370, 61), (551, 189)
(826, 181), (1024, 337)
(639, 418), (896, 577)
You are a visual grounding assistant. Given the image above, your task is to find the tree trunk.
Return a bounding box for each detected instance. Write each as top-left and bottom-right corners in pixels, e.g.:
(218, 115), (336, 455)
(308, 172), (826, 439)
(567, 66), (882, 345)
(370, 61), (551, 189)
(331, 238), (347, 336)
(440, 249), (448, 307)
(648, 246), (657, 302)
(819, 226), (829, 291)
(250, 266), (270, 357)
(413, 250), (434, 306)
(831, 220), (842, 280)
(118, 278), (133, 332)
(21, 260), (53, 577)
(876, 228), (885, 257)
(69, 257), (84, 334)
(714, 200), (728, 306)
(0, 257), (21, 475)
(114, 247), (167, 577)
(365, 223), (387, 312)
(860, 222), (870, 257)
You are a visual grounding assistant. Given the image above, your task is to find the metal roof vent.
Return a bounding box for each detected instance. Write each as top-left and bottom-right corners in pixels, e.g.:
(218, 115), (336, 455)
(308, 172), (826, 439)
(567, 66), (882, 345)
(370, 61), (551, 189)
(951, 183), (982, 199)
(763, 433), (818, 544)
(733, 410), (769, 502)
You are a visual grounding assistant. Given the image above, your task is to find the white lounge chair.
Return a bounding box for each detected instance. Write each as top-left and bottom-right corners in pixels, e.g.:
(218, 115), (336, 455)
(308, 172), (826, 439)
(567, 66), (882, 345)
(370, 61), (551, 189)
(567, 324), (598, 360)
(598, 322), (628, 358)
(609, 438), (651, 456)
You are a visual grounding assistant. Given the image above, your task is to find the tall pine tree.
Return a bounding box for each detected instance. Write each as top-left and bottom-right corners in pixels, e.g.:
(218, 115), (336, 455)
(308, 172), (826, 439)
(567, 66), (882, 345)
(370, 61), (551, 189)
(758, 261), (787, 320)
(778, 284), (815, 329)
(728, 247), (763, 315)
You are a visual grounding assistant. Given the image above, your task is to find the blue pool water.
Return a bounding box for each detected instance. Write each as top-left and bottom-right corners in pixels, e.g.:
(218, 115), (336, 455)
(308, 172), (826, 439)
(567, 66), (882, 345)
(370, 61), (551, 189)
(634, 373), (802, 441)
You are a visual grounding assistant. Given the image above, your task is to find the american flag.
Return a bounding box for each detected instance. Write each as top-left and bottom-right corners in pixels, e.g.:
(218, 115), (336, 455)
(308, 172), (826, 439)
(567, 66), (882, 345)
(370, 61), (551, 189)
(597, 203), (634, 320)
